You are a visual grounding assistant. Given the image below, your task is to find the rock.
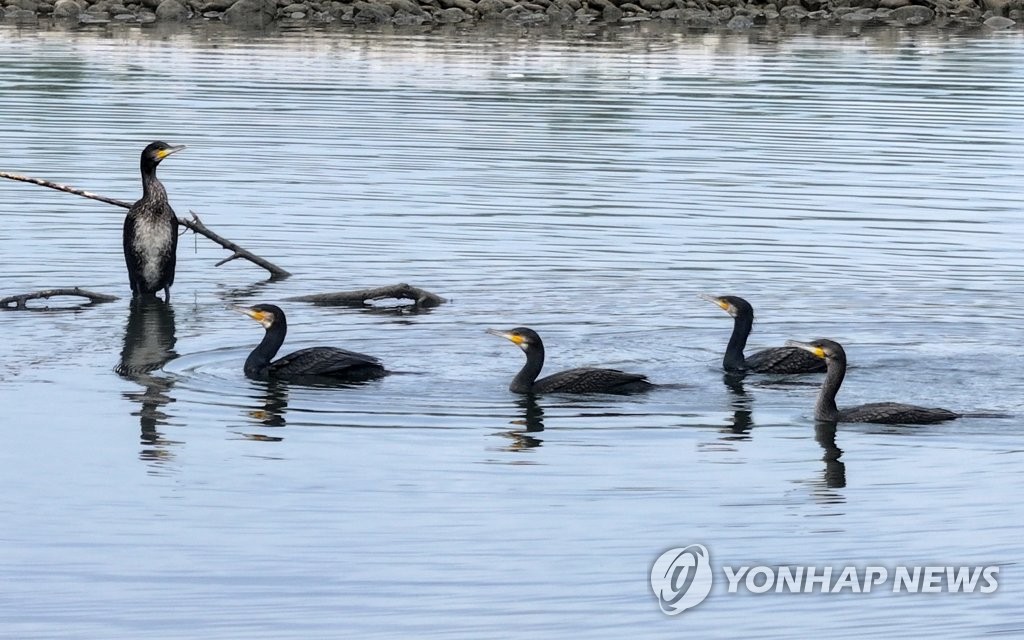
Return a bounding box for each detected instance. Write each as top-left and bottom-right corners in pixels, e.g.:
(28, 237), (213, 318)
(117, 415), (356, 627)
(637, 0), (670, 9)
(52, 0), (81, 17)
(887, 3), (932, 22)
(114, 11), (136, 18)
(878, 0), (907, 7)
(437, 0), (475, 11)
(10, 7), (36, 19)
(805, 8), (828, 17)
(155, 0), (188, 18)
(13, 0), (37, 11)
(392, 8), (424, 21)
(200, 0), (231, 9)
(475, 0), (501, 14)
(679, 6), (714, 22)
(222, 0), (276, 23)
(779, 4), (807, 18)
(386, 0), (422, 13)
(78, 11), (110, 20)
(281, 1), (304, 10)
(601, 0), (620, 19)
(137, 8), (156, 20)
(546, 0), (573, 19)
(840, 6), (875, 19)
(37, 0), (54, 11)
(727, 12), (753, 26)
(984, 14), (1014, 25)
(435, 5), (466, 19)
(201, 8), (220, 15)
(352, 0), (391, 20)
(619, 2), (644, 11)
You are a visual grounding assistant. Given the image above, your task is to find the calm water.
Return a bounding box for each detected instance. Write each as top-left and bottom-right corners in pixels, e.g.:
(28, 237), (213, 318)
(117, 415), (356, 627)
(1, 23), (1023, 638)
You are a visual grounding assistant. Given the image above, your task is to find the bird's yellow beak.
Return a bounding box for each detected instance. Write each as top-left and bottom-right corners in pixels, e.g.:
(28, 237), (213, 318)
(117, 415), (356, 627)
(157, 145), (186, 159)
(234, 305), (270, 325)
(785, 340), (826, 359)
(486, 328), (523, 345)
(699, 293), (733, 315)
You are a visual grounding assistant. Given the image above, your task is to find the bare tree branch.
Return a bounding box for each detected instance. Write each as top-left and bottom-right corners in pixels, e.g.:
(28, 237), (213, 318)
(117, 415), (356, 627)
(1, 288), (119, 310)
(1, 172), (291, 279)
(286, 283), (447, 307)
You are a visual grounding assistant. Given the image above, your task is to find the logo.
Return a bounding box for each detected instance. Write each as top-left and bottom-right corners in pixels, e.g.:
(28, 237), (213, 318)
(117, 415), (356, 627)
(650, 544), (714, 615)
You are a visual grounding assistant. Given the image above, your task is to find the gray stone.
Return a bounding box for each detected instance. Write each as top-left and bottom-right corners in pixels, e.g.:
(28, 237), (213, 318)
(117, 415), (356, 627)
(888, 3), (932, 22)
(155, 0), (188, 18)
(392, 8), (424, 20)
(805, 8), (828, 16)
(78, 11), (110, 20)
(201, 8), (220, 14)
(114, 11), (136, 17)
(727, 12), (753, 26)
(546, 0), (573, 19)
(475, 0), (502, 14)
(984, 14), (1014, 25)
(637, 0), (670, 9)
(352, 0), (392, 20)
(281, 2), (304, 10)
(52, 0), (81, 17)
(435, 4), (466, 19)
(573, 6), (594, 20)
(138, 0), (160, 9)
(13, 0), (37, 11)
(437, 0), (474, 10)
(679, 6), (713, 21)
(601, 1), (620, 19)
(386, 0), (422, 13)
(200, 0), (231, 9)
(9, 7), (35, 18)
(840, 6), (875, 18)
(619, 2), (644, 11)
(137, 8), (156, 19)
(779, 4), (807, 18)
(877, 0), (908, 7)
(658, 7), (676, 17)
(221, 0), (276, 24)
(37, 1), (54, 11)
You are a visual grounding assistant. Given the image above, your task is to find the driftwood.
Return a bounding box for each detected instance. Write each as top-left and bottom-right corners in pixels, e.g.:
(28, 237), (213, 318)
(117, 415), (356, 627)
(286, 283), (447, 307)
(0, 172), (291, 279)
(1, 288), (119, 310)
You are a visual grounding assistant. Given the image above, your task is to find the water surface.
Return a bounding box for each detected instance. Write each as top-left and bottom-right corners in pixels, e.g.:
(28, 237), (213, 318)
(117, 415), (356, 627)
(1, 23), (1022, 639)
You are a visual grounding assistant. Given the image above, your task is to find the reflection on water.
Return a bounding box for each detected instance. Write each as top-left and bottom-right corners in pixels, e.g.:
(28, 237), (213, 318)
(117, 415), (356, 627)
(114, 299), (179, 466)
(722, 373), (754, 437)
(247, 379), (290, 428)
(495, 394), (545, 452)
(814, 421), (847, 496)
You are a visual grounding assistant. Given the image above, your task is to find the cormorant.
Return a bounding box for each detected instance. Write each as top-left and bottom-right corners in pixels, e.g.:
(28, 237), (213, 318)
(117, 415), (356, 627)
(237, 304), (387, 382)
(124, 141), (185, 301)
(487, 327), (653, 394)
(701, 294), (825, 374)
(786, 338), (959, 424)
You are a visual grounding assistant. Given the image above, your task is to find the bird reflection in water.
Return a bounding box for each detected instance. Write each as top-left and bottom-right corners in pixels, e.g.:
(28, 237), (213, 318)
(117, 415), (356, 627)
(246, 379), (290, 429)
(495, 394), (545, 452)
(115, 299), (179, 465)
(722, 373), (754, 438)
(814, 421), (847, 493)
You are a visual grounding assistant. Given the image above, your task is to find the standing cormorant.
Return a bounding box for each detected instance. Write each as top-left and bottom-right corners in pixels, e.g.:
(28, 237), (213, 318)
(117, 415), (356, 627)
(701, 294), (825, 374)
(786, 338), (959, 424)
(487, 327), (653, 394)
(237, 304), (387, 382)
(124, 141), (185, 300)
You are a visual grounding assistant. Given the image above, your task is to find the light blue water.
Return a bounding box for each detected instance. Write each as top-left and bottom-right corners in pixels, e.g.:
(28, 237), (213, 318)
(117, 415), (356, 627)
(0, 24), (1022, 638)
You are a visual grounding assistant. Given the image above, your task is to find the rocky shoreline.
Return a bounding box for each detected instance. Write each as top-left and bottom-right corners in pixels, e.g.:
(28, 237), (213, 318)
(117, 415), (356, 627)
(1, 0), (1019, 31)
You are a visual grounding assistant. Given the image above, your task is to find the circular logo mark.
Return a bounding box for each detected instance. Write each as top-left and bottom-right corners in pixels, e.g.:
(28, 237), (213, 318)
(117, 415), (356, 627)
(650, 544), (713, 615)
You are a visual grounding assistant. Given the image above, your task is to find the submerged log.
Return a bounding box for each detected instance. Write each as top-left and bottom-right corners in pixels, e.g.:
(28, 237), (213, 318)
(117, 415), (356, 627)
(0, 172), (291, 279)
(1, 288), (119, 310)
(286, 283), (447, 307)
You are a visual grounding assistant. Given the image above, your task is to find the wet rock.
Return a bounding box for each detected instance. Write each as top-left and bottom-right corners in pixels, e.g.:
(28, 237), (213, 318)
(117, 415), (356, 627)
(840, 6), (875, 19)
(137, 8), (156, 20)
(78, 11), (110, 20)
(806, 8), (828, 17)
(983, 14), (1014, 25)
(221, 0), (276, 25)
(435, 4), (467, 18)
(877, 0), (907, 7)
(281, 2), (305, 10)
(200, 0), (232, 9)
(888, 3), (932, 22)
(37, 1), (53, 12)
(387, 0), (422, 13)
(476, 0), (502, 15)
(779, 4), (807, 18)
(392, 8), (425, 20)
(679, 6), (715, 22)
(600, 0), (621, 19)
(619, 2), (644, 12)
(438, 0), (475, 11)
(13, 0), (38, 12)
(52, 0), (81, 17)
(156, 0), (189, 19)
(352, 0), (392, 20)
(10, 7), (37, 19)
(114, 11), (137, 18)
(726, 12), (753, 26)
(637, 0), (670, 10)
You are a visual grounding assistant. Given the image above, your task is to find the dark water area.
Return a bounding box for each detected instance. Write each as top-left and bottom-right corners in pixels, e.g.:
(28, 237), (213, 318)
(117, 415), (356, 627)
(0, 24), (1022, 638)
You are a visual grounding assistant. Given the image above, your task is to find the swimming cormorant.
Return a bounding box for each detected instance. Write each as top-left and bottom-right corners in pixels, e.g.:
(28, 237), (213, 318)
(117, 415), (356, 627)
(786, 338), (959, 424)
(124, 141), (185, 300)
(487, 327), (653, 394)
(701, 294), (825, 374)
(237, 304), (387, 382)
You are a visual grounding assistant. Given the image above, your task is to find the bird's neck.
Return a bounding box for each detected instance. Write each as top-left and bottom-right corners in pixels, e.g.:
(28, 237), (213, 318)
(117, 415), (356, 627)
(511, 344), (544, 393)
(815, 357), (845, 422)
(140, 163), (166, 203)
(723, 313), (752, 371)
(245, 322), (286, 379)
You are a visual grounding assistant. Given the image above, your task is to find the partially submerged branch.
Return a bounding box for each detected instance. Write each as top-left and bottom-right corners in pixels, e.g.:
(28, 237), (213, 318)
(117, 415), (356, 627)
(0, 172), (290, 279)
(1, 288), (119, 310)
(286, 283), (447, 307)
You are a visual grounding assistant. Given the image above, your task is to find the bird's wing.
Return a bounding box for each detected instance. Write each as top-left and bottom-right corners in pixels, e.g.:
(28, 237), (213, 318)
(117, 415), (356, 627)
(746, 346), (827, 374)
(535, 367), (649, 393)
(271, 347), (382, 377)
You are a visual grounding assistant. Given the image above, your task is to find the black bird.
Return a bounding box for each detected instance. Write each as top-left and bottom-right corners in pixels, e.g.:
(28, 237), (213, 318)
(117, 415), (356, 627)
(124, 141), (185, 301)
(237, 304), (387, 382)
(487, 327), (653, 394)
(701, 294), (825, 374)
(786, 338), (959, 425)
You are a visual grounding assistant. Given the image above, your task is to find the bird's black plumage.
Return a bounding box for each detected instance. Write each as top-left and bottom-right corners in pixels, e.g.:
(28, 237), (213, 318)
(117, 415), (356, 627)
(701, 294), (825, 374)
(124, 141), (184, 301)
(239, 304), (387, 382)
(487, 327), (653, 394)
(786, 338), (959, 425)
